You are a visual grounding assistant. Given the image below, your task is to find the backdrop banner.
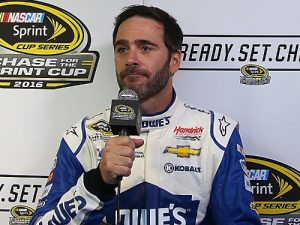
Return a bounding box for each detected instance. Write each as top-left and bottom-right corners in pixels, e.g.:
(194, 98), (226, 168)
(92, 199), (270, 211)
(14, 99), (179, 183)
(0, 1), (299, 224)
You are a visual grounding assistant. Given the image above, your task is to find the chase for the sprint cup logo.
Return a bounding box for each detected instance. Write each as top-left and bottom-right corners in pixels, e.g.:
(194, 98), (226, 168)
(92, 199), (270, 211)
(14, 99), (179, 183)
(0, 0), (99, 89)
(246, 155), (300, 225)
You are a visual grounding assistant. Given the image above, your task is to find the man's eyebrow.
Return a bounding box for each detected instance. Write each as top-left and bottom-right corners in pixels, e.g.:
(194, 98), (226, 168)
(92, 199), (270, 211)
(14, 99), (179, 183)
(114, 39), (128, 48)
(114, 39), (158, 48)
(134, 39), (158, 47)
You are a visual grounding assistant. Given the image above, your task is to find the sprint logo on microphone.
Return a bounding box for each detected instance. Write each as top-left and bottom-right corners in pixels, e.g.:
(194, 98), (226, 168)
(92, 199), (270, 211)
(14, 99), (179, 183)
(0, 1), (99, 89)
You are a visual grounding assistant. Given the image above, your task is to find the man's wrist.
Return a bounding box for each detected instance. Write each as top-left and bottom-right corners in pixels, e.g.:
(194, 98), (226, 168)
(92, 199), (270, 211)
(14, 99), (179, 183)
(83, 165), (117, 202)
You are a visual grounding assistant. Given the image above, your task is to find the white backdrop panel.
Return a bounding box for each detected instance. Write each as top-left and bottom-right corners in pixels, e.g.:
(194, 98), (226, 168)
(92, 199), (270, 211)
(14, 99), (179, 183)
(146, 0), (300, 170)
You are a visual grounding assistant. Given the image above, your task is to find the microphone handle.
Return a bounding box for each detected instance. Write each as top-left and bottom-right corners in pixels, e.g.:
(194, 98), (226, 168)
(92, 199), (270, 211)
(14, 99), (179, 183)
(117, 127), (128, 180)
(116, 125), (140, 224)
(118, 128), (128, 136)
(116, 127), (128, 225)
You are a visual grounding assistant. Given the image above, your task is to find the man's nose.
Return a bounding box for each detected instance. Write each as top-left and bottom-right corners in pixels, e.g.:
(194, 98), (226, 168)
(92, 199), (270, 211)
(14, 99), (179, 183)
(126, 50), (139, 66)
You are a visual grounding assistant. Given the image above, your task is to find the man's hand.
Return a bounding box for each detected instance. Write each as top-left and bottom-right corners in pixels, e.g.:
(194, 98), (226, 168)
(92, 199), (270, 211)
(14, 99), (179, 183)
(99, 136), (144, 185)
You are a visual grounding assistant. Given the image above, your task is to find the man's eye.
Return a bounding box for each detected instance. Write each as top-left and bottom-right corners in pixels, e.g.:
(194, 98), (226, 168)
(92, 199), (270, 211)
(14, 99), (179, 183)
(116, 47), (127, 54)
(141, 46), (152, 52)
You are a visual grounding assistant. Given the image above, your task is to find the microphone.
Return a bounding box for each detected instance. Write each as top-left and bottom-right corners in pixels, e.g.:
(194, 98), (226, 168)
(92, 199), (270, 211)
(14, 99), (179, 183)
(108, 89), (142, 225)
(109, 89), (141, 136)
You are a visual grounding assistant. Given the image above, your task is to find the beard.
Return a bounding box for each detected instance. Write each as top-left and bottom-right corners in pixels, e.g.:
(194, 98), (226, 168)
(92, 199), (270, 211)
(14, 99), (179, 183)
(116, 57), (171, 102)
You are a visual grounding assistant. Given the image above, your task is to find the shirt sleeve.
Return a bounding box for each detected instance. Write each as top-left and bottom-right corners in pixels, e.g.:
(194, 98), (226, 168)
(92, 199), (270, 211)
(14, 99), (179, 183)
(28, 139), (106, 225)
(207, 127), (262, 225)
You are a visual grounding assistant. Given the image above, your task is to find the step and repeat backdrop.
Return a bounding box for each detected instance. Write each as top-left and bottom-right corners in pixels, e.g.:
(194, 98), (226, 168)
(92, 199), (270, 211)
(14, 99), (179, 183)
(0, 0), (299, 224)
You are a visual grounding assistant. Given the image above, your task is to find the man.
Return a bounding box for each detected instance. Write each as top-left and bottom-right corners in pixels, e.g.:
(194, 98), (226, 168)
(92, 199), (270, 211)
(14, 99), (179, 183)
(29, 5), (261, 225)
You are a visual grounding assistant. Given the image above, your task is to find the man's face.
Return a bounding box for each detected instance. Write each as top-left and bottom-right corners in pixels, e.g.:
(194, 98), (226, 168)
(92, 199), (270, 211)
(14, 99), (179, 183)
(114, 16), (175, 102)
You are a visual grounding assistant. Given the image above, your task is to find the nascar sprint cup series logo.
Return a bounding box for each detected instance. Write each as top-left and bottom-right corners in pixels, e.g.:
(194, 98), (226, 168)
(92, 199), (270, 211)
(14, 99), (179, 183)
(0, 1), (99, 89)
(246, 155), (300, 225)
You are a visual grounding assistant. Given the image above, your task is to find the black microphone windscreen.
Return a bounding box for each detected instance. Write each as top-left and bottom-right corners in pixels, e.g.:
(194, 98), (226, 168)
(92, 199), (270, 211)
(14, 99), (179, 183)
(118, 89), (138, 100)
(109, 89), (141, 136)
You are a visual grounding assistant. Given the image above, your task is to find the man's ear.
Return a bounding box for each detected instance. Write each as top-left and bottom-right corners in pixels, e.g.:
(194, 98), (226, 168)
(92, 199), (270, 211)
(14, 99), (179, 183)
(169, 50), (181, 76)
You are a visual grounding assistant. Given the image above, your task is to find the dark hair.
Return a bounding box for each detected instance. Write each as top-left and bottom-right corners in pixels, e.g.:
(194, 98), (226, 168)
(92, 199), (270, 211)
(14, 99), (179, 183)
(113, 5), (183, 54)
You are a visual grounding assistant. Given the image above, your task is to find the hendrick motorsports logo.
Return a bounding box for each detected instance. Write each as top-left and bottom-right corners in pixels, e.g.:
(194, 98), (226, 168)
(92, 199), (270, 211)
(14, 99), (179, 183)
(0, 0), (99, 89)
(245, 155), (300, 218)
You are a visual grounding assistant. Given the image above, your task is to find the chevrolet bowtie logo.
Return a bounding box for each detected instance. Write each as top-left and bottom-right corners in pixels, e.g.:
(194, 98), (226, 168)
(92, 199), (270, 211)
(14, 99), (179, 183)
(163, 145), (201, 158)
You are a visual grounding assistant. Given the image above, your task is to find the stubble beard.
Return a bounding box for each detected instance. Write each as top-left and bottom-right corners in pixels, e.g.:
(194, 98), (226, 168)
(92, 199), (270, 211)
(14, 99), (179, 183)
(116, 58), (171, 102)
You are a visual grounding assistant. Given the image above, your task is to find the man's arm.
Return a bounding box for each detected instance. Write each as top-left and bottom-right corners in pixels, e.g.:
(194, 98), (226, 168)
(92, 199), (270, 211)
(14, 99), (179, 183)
(29, 117), (144, 225)
(29, 138), (107, 225)
(208, 128), (262, 225)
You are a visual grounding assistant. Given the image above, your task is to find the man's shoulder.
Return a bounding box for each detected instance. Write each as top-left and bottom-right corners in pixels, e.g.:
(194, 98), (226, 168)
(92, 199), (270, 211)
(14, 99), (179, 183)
(84, 108), (111, 133)
(181, 102), (211, 116)
(62, 108), (111, 153)
(210, 111), (239, 149)
(180, 101), (238, 149)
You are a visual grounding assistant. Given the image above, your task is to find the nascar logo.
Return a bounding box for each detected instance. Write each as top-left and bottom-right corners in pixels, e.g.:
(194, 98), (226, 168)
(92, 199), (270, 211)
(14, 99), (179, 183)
(0, 12), (45, 23)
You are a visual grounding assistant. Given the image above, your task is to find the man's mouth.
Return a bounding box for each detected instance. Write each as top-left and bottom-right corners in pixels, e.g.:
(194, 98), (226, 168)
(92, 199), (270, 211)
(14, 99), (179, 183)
(120, 66), (150, 79)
